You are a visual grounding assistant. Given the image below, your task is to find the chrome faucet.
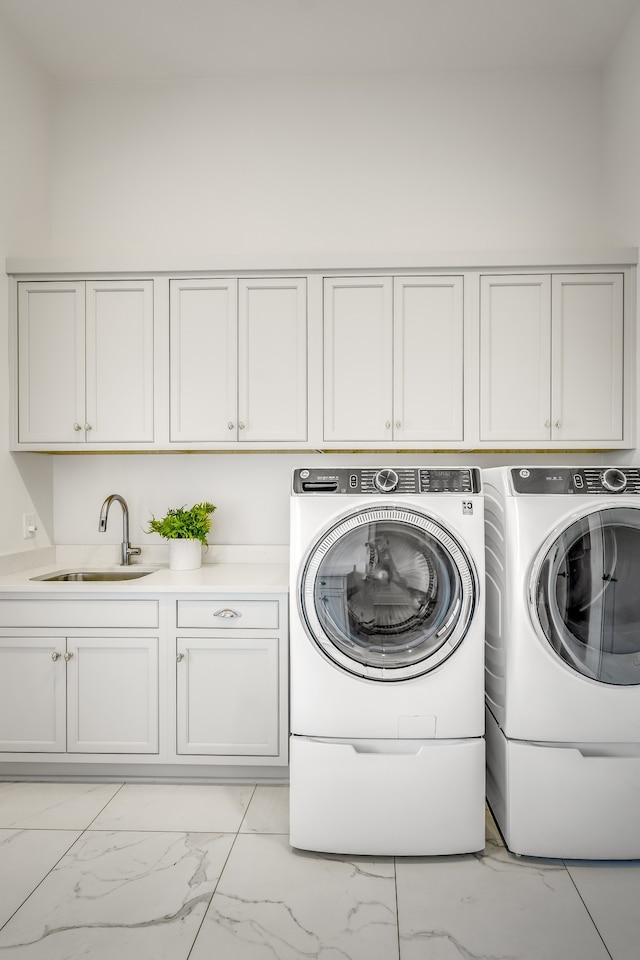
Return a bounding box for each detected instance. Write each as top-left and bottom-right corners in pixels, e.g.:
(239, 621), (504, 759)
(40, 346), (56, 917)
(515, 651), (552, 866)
(98, 494), (142, 566)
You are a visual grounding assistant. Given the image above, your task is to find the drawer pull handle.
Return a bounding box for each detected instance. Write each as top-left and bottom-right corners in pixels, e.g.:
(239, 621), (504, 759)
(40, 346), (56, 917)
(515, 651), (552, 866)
(214, 608), (241, 619)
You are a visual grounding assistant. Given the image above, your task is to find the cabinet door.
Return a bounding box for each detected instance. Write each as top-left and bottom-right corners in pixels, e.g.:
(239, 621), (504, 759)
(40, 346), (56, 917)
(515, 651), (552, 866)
(17, 281), (86, 443)
(238, 278), (307, 441)
(66, 637), (159, 754)
(176, 636), (280, 756)
(551, 274), (624, 442)
(85, 280), (155, 444)
(323, 277), (393, 441)
(0, 637), (65, 752)
(169, 279), (238, 442)
(479, 275), (551, 441)
(393, 277), (464, 441)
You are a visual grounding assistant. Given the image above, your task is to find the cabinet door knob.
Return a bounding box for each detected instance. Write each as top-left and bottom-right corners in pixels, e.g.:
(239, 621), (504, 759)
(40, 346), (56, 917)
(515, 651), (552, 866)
(51, 651), (62, 661)
(73, 423), (82, 432)
(544, 419), (551, 428)
(227, 421), (235, 430)
(214, 608), (241, 619)
(238, 422), (245, 430)
(555, 420), (561, 428)
(384, 421), (391, 430)
(176, 652), (184, 662)
(84, 423), (92, 432)
(395, 420), (402, 430)
(63, 651), (74, 661)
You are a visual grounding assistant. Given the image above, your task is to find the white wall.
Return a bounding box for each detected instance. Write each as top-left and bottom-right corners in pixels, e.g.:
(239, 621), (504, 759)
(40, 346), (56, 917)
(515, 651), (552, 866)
(51, 71), (604, 259)
(0, 14), (53, 557)
(52, 451), (612, 551)
(603, 6), (640, 246)
(603, 3), (640, 466)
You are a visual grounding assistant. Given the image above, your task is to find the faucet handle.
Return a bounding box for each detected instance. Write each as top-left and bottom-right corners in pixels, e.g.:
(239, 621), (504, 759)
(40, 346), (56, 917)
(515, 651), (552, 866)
(122, 543), (142, 565)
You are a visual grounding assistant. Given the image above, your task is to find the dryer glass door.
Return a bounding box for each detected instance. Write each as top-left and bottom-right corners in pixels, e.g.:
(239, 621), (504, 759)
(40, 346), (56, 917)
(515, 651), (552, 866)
(531, 506), (640, 685)
(299, 506), (478, 681)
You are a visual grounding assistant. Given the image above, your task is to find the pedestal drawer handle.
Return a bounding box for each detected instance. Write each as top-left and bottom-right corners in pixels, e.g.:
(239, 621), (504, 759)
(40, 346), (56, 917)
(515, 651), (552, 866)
(214, 608), (242, 619)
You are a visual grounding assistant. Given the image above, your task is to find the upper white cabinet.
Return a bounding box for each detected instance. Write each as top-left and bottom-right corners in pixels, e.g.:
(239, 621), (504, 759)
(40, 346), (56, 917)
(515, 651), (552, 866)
(323, 276), (464, 444)
(9, 255), (635, 452)
(17, 279), (154, 446)
(170, 277), (307, 445)
(479, 273), (625, 444)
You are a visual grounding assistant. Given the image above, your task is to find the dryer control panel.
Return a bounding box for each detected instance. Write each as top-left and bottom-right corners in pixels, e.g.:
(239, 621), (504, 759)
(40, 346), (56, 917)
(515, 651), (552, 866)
(293, 467), (481, 495)
(511, 467), (640, 495)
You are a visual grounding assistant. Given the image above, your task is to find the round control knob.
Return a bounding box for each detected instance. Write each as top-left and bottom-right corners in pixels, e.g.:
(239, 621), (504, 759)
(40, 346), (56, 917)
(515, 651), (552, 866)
(601, 467), (627, 493)
(374, 468), (399, 493)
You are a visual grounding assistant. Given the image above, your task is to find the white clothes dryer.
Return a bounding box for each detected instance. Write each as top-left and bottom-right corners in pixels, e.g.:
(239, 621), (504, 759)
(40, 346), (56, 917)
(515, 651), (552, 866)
(484, 465), (640, 859)
(289, 466), (485, 855)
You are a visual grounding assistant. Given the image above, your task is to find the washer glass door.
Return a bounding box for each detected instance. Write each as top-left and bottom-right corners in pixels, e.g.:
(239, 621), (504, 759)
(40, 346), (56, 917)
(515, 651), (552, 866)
(531, 506), (640, 685)
(299, 506), (477, 681)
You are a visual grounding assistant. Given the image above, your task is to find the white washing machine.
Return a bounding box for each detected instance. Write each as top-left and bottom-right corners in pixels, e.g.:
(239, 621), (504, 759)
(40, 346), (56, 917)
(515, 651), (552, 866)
(289, 466), (485, 855)
(484, 465), (640, 859)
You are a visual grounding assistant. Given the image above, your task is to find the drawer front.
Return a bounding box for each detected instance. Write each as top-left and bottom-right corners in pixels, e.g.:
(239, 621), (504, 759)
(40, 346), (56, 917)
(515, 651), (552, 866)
(177, 599), (279, 630)
(0, 600), (159, 629)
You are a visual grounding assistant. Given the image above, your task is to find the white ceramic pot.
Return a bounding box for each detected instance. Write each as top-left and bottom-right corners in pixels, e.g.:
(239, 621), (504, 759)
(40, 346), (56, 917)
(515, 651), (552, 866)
(169, 538), (202, 571)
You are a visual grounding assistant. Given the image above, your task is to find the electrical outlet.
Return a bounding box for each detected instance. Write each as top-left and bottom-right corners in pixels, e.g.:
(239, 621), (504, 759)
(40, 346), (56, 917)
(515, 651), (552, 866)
(23, 513), (38, 539)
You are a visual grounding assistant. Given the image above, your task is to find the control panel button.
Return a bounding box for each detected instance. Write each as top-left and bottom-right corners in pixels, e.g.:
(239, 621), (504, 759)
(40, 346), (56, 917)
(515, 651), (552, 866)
(601, 467), (627, 493)
(374, 468), (399, 493)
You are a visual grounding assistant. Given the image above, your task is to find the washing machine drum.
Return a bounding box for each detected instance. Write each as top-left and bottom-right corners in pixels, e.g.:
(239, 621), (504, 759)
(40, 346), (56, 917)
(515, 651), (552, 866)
(299, 506), (478, 681)
(531, 506), (640, 685)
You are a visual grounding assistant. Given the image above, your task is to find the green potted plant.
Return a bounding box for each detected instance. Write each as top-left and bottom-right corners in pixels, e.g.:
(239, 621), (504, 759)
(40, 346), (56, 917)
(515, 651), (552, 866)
(146, 501), (216, 570)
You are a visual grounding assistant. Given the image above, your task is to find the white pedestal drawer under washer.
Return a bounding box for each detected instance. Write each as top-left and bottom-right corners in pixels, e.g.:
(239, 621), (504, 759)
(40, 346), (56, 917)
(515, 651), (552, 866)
(289, 466), (485, 855)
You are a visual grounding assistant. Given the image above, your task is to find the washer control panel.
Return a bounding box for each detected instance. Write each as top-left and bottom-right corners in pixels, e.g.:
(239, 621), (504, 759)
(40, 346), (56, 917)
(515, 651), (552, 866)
(293, 467), (481, 495)
(510, 467), (640, 495)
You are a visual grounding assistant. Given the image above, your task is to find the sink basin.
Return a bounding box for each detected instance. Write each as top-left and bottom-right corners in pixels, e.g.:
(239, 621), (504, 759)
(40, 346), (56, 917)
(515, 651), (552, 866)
(31, 569), (154, 582)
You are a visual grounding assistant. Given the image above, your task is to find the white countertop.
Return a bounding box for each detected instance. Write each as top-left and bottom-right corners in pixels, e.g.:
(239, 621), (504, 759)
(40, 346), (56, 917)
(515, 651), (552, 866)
(0, 562), (289, 595)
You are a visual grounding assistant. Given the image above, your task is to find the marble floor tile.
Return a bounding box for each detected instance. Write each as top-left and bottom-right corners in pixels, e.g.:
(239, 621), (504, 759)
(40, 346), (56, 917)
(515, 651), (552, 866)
(240, 784), (289, 834)
(89, 782), (255, 832)
(0, 781), (122, 829)
(0, 829), (235, 959)
(396, 836), (610, 960)
(566, 860), (640, 960)
(190, 832), (399, 960)
(0, 828), (81, 927)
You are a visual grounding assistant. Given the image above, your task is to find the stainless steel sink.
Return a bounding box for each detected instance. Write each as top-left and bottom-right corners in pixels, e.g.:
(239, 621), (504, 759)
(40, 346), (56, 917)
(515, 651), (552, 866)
(30, 569), (154, 582)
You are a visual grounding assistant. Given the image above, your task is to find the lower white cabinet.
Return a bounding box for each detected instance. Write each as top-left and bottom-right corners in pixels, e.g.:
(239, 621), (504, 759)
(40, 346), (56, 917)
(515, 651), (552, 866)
(173, 594), (288, 764)
(0, 635), (159, 754)
(175, 636), (280, 756)
(0, 588), (288, 771)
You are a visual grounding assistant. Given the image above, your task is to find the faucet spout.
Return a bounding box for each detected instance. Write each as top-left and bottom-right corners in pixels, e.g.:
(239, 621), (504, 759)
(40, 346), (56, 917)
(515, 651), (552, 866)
(98, 494), (142, 566)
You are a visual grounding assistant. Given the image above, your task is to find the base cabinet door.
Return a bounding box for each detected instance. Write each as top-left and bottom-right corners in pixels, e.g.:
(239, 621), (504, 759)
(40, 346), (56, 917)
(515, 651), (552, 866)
(0, 636), (159, 755)
(176, 636), (280, 756)
(0, 637), (66, 752)
(66, 637), (159, 754)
